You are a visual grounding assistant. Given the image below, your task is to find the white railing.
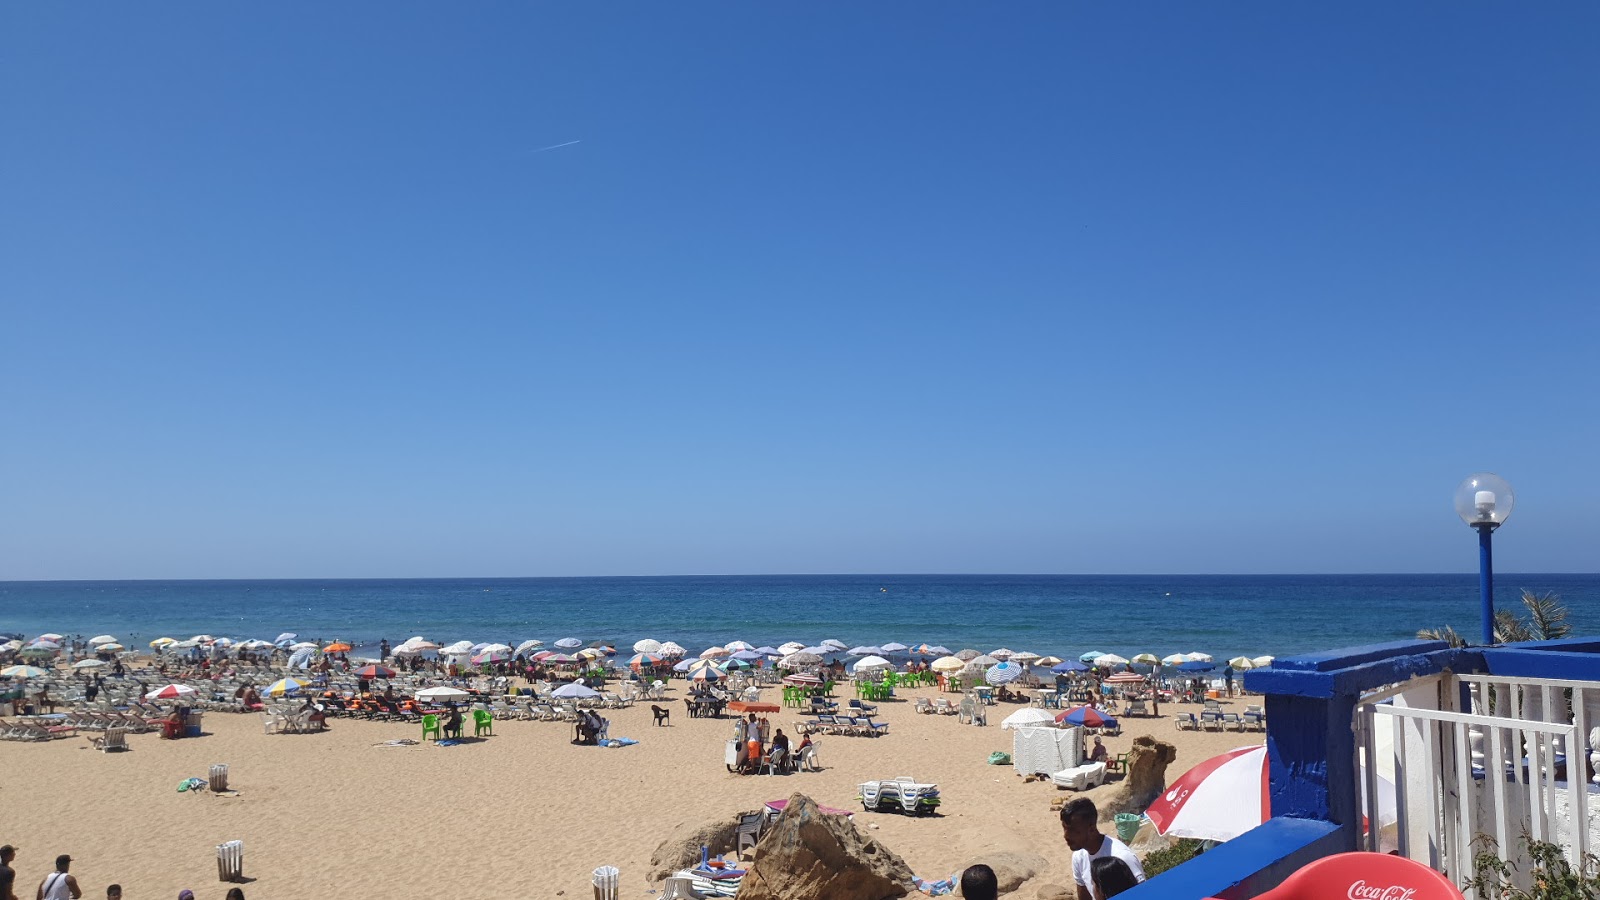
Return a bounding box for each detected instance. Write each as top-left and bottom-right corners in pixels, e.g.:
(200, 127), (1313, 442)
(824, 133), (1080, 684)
(1356, 673), (1598, 896)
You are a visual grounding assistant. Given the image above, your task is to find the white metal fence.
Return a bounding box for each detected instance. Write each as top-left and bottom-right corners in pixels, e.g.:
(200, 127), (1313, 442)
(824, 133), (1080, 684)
(1355, 673), (1597, 894)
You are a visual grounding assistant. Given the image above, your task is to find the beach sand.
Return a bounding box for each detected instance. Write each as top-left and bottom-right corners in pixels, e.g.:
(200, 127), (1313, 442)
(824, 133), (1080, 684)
(0, 685), (1256, 898)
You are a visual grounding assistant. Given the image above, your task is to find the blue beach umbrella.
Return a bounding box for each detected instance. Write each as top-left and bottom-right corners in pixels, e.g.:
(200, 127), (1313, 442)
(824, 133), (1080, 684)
(1079, 651), (1107, 664)
(731, 649), (764, 661)
(1056, 706), (1118, 728)
(880, 642), (909, 653)
(554, 638), (583, 649)
(848, 646), (884, 656)
(690, 667), (723, 682)
(1051, 660), (1089, 674)
(753, 646), (781, 656)
(1177, 660), (1217, 673)
(985, 662), (1023, 685)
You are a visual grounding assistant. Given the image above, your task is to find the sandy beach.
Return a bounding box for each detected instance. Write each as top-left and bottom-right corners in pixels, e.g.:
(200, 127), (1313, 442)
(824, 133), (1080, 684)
(0, 679), (1258, 899)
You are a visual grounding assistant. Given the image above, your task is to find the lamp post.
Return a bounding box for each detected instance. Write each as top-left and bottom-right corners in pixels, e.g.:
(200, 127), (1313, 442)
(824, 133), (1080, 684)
(1455, 473), (1514, 645)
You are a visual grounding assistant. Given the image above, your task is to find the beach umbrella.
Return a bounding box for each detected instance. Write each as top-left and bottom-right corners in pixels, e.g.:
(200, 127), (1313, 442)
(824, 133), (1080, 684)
(725, 640), (755, 652)
(145, 684), (199, 701)
(36, 633), (64, 642)
(239, 639), (274, 650)
(20, 646), (57, 658)
(753, 646), (781, 656)
(323, 642), (352, 653)
(1056, 705), (1118, 728)
(1, 665), (47, 679)
(275, 632), (298, 643)
(354, 665), (397, 679)
(288, 641), (317, 651)
(472, 649), (512, 665)
(686, 657), (722, 672)
(97, 643), (125, 652)
(1251, 656), (1275, 668)
(406, 639), (441, 651)
(1177, 660), (1217, 673)
(1105, 672), (1146, 685)
(266, 677), (308, 697)
(542, 653), (577, 664)
(658, 642), (687, 657)
(848, 646), (883, 656)
(287, 647), (315, 669)
(851, 655), (892, 675)
(931, 656), (966, 673)
(690, 666), (724, 683)
(1036, 656), (1063, 667)
(672, 659), (694, 672)
(1011, 651), (1042, 664)
(819, 639), (848, 651)
(479, 643), (513, 654)
(720, 657), (752, 671)
(783, 673), (824, 686)
(1227, 657), (1256, 670)
(27, 639), (60, 650)
(632, 639), (662, 654)
(985, 661), (1023, 685)
(880, 642), (909, 653)
(1185, 652), (1214, 662)
(169, 639), (201, 650)
(731, 649), (765, 662)
(967, 654), (1000, 668)
(551, 680), (600, 698)
(800, 645), (831, 656)
(212, 637), (236, 648)
(629, 652), (663, 671)
(925, 645), (953, 656)
(416, 686), (471, 701)
(1093, 654), (1130, 667)
(1161, 653), (1188, 666)
(71, 659), (107, 669)
(554, 638), (583, 649)
(955, 649), (980, 661)
(1079, 650), (1106, 663)
(88, 635), (118, 646)
(699, 646), (729, 658)
(514, 640), (544, 657)
(190, 635), (214, 644)
(469, 642), (491, 652)
(989, 648), (1014, 660)
(0, 640), (20, 652)
(780, 652), (823, 669)
(777, 642), (806, 655)
(1131, 653), (1161, 666)
(1001, 708), (1058, 730)
(575, 648), (604, 662)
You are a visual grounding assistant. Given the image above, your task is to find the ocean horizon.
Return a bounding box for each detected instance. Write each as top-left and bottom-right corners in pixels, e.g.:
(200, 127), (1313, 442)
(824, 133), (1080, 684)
(4, 573), (1597, 665)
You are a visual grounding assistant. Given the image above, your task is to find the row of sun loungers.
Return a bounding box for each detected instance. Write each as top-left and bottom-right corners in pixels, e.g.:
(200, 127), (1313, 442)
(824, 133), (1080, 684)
(1173, 707), (1266, 731)
(797, 714), (889, 737)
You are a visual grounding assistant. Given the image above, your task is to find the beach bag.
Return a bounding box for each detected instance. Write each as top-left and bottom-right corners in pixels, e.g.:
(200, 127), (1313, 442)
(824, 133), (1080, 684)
(987, 751), (1011, 765)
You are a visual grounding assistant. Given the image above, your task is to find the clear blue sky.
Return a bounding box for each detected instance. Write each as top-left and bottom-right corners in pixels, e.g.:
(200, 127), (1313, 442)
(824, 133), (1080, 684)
(2, 4), (1596, 579)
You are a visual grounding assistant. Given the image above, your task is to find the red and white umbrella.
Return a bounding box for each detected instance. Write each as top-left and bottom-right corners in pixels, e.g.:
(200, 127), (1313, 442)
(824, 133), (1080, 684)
(354, 665), (397, 679)
(1146, 745), (1397, 843)
(145, 684), (199, 701)
(1105, 672), (1146, 685)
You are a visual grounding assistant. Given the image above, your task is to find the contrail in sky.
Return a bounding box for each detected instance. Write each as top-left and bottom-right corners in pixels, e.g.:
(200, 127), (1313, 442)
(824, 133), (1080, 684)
(528, 140), (581, 155)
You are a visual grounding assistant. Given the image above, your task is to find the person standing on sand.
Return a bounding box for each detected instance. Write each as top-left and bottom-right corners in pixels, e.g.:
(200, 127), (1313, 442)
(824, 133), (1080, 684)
(1, 844), (18, 900)
(36, 854), (79, 900)
(1059, 799), (1144, 900)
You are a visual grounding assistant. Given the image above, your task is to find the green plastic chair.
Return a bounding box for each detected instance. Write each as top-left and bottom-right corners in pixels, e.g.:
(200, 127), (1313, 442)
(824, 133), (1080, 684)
(472, 708), (493, 737)
(421, 713), (441, 741)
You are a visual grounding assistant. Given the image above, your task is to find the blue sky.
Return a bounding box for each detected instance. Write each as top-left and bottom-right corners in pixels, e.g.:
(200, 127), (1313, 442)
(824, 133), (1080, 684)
(2, 4), (1596, 579)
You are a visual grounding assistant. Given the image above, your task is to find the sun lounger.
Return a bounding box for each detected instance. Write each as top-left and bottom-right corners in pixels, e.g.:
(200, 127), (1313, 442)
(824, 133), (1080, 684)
(1050, 761), (1108, 791)
(89, 726), (129, 752)
(1222, 712), (1244, 731)
(1174, 712), (1199, 730)
(1200, 710), (1224, 731)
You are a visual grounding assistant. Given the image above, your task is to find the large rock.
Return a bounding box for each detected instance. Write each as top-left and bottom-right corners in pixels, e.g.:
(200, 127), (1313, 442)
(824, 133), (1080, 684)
(957, 851), (1048, 895)
(1032, 884), (1074, 900)
(1098, 735), (1178, 820)
(648, 810), (754, 882)
(738, 792), (915, 900)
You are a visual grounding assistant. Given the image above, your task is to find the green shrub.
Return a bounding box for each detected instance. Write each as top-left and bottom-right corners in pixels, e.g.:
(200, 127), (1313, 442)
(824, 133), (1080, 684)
(1143, 838), (1204, 877)
(1467, 834), (1600, 899)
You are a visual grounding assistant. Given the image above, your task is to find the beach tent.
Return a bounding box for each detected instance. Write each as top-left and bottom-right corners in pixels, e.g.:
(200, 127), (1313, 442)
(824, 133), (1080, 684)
(851, 655), (892, 675)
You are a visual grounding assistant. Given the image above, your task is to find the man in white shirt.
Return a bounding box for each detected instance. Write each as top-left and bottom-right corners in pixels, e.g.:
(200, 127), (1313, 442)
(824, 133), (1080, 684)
(1060, 798), (1145, 899)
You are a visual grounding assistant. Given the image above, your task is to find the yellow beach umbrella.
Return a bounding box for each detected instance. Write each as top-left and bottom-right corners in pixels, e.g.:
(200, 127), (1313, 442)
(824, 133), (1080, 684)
(1131, 653), (1161, 666)
(265, 677), (308, 697)
(931, 656), (966, 673)
(1226, 657), (1256, 670)
(149, 637), (176, 649)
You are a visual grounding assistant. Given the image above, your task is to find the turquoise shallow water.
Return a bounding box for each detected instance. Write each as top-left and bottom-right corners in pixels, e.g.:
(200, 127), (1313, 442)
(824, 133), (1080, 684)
(2, 573), (1597, 664)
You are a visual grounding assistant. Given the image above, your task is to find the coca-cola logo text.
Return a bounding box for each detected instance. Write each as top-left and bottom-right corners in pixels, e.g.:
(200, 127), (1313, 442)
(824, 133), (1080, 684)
(1347, 880), (1417, 900)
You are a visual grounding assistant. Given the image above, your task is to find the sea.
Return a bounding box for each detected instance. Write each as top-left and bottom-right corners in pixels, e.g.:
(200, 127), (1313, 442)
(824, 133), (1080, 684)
(2, 574), (1597, 664)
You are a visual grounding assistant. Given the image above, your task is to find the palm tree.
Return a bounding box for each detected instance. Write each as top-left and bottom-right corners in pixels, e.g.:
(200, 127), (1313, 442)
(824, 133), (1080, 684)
(1417, 590), (1571, 647)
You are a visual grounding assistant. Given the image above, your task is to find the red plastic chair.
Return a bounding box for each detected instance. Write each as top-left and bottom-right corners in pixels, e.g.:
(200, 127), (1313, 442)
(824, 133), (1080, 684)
(1217, 852), (1464, 900)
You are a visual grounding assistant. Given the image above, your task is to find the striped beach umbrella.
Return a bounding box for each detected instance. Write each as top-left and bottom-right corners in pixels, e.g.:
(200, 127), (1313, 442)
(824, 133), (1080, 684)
(1, 665), (47, 679)
(266, 677), (308, 697)
(689, 666), (723, 682)
(1055, 705), (1118, 728)
(984, 661), (1023, 685)
(628, 652), (663, 671)
(145, 684), (199, 701)
(354, 665), (397, 679)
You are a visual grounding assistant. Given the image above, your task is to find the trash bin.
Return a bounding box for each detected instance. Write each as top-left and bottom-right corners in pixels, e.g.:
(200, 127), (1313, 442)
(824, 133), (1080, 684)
(1114, 813), (1142, 844)
(185, 711), (204, 737)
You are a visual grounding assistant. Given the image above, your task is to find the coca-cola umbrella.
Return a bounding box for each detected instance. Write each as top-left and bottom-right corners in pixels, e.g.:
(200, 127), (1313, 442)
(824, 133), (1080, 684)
(145, 684), (199, 701)
(1146, 745), (1397, 843)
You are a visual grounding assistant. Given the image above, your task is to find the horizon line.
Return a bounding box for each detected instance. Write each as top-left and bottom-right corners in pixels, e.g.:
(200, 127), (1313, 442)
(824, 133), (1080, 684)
(2, 571), (1596, 585)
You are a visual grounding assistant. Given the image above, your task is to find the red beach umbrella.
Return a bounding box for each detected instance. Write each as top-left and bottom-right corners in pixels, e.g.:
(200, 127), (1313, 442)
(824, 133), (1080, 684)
(1054, 705), (1118, 728)
(354, 665), (397, 679)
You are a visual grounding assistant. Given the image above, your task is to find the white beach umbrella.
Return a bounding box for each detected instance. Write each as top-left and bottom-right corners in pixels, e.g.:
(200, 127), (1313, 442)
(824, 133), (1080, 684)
(72, 659), (107, 669)
(287, 641), (317, 651)
(658, 641), (687, 657)
(632, 639), (662, 654)
(240, 639), (275, 650)
(989, 648), (1014, 660)
(1010, 651), (1042, 663)
(724, 640), (754, 652)
(1162, 654), (1188, 666)
(1251, 656), (1275, 668)
(848, 646), (884, 656)
(551, 681), (599, 699)
(515, 640), (545, 657)
(190, 635), (214, 643)
(1, 665), (48, 678)
(955, 649), (980, 661)
(442, 640), (474, 654)
(479, 643), (513, 654)
(850, 655), (892, 674)
(819, 639), (848, 651)
(170, 639), (202, 649)
(88, 635), (118, 646)
(931, 656), (966, 673)
(415, 686), (470, 701)
(1037, 656), (1063, 667)
(1186, 652), (1214, 662)
(880, 642), (909, 653)
(0, 640), (20, 652)
(275, 632), (298, 643)
(967, 654), (1000, 668)
(985, 661), (1024, 685)
(405, 640), (440, 651)
(777, 642), (806, 655)
(699, 646), (729, 658)
(554, 637), (583, 649)
(780, 652), (823, 669)
(1001, 708), (1058, 730)
(36, 633), (64, 642)
(1094, 654), (1130, 667)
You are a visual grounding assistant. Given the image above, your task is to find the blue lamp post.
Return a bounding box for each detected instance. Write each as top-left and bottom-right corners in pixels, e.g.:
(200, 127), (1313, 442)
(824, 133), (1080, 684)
(1455, 473), (1514, 645)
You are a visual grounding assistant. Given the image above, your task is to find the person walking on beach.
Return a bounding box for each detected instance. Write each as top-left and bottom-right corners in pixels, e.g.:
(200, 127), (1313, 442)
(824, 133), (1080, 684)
(36, 854), (79, 900)
(1224, 665), (1235, 697)
(1059, 799), (1143, 900)
(1, 844), (18, 900)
